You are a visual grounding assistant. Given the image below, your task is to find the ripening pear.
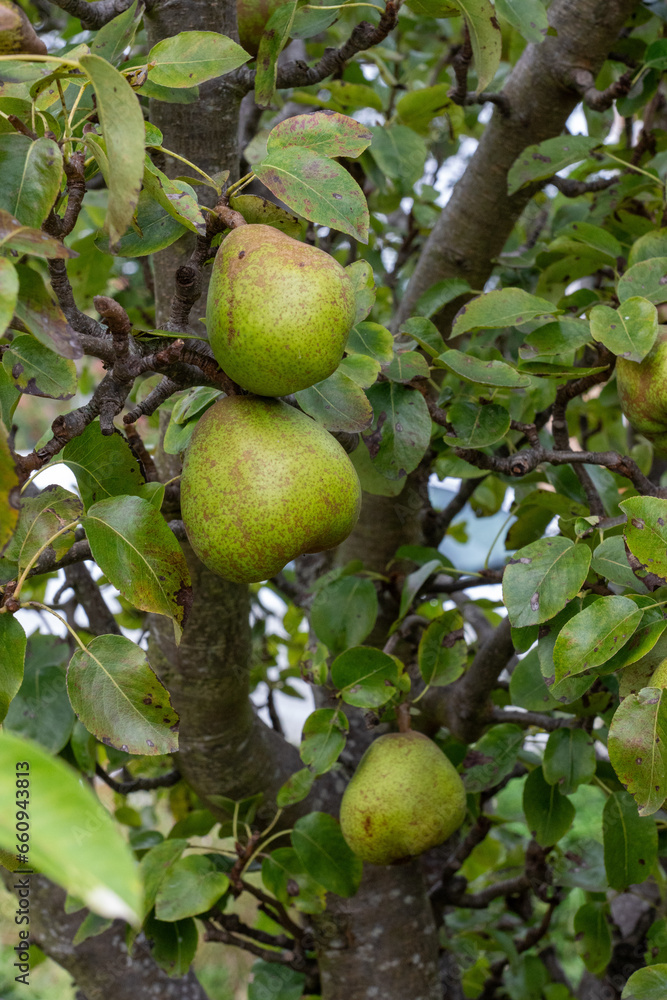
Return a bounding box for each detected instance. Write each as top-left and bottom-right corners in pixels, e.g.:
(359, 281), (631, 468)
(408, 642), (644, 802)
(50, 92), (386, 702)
(206, 224), (356, 397)
(237, 0), (290, 56)
(180, 395), (362, 583)
(340, 731), (467, 865)
(617, 327), (667, 454)
(0, 0), (46, 54)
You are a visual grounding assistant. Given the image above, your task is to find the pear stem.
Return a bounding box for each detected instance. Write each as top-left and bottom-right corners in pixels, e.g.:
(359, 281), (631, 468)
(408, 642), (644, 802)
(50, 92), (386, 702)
(397, 701), (412, 733)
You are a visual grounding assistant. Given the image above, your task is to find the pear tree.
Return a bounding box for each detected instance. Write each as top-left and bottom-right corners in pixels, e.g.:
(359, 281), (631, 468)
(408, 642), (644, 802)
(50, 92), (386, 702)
(3, 1), (667, 1000)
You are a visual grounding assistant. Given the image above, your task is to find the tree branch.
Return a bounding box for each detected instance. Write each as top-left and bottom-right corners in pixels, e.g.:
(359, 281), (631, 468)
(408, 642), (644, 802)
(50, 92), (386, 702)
(45, 0), (139, 28)
(95, 763), (181, 794)
(237, 2), (398, 92)
(565, 67), (633, 111)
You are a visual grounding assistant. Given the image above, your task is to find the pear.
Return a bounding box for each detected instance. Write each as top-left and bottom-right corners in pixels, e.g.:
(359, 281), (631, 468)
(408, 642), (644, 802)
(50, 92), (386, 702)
(180, 394), (362, 583)
(339, 731), (467, 865)
(0, 0), (46, 54)
(206, 224), (356, 397)
(237, 0), (290, 56)
(617, 328), (667, 454)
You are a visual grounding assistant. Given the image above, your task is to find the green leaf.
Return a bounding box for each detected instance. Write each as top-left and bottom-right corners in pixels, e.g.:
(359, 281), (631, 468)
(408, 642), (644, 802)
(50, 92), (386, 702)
(295, 369), (373, 432)
(623, 966), (667, 999)
(418, 609), (467, 687)
(277, 767), (315, 807)
(552, 596), (643, 682)
(345, 260), (375, 325)
(0, 730), (141, 923)
(95, 189), (188, 256)
(603, 790), (658, 890)
(337, 354), (380, 388)
(590, 297), (658, 362)
(80, 54), (145, 249)
(364, 382), (432, 479)
(2, 334), (77, 400)
(387, 351), (430, 383)
(143, 912), (198, 976)
(346, 321), (393, 363)
(261, 847), (326, 914)
(399, 558), (444, 619)
(574, 902), (612, 975)
(255, 1), (298, 108)
(291, 812), (362, 897)
(3, 634), (74, 753)
(155, 854), (229, 921)
(254, 146), (369, 242)
(0, 257), (18, 338)
(463, 723), (525, 792)
(90, 0), (142, 64)
(507, 135), (600, 194)
(139, 838), (188, 919)
(328, 80), (383, 112)
(369, 124), (427, 186)
(508, 648), (559, 711)
(143, 160), (206, 235)
(0, 213), (74, 265)
(311, 576), (378, 653)
(3, 484), (81, 575)
(502, 536), (591, 627)
(330, 646), (399, 708)
(445, 400), (511, 447)
(72, 911), (113, 947)
(136, 78), (200, 104)
(592, 535), (649, 592)
(0, 614), (25, 724)
(0, 134), (63, 228)
(14, 264), (82, 360)
(405, 0), (460, 13)
(148, 30), (250, 87)
(83, 495), (192, 642)
(300, 708), (348, 775)
(543, 727), (596, 795)
(617, 258), (667, 305)
(248, 962), (306, 1000)
(628, 230), (667, 267)
(437, 349), (531, 387)
(608, 687), (667, 816)
(67, 635), (179, 756)
(266, 110), (373, 159)
(494, 0), (549, 42)
(400, 317), (444, 357)
(521, 317), (591, 359)
(229, 193), (301, 237)
(622, 496), (667, 580)
(396, 84), (454, 133)
(61, 421), (148, 510)
(414, 278), (471, 318)
(523, 765), (575, 846)
(451, 0), (502, 91)
(452, 288), (555, 337)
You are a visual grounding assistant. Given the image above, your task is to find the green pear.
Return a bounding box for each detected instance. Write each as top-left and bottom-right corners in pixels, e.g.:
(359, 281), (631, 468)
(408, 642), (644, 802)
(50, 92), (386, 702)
(0, 0), (46, 54)
(206, 224), (356, 397)
(617, 327), (667, 454)
(237, 0), (290, 56)
(339, 731), (467, 865)
(180, 395), (362, 583)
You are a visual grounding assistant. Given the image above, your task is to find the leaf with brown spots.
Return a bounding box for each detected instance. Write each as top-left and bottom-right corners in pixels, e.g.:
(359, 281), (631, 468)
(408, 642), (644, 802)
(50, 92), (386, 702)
(83, 495), (192, 643)
(450, 0), (502, 91)
(254, 146), (369, 242)
(267, 111), (373, 159)
(507, 135), (600, 195)
(502, 536), (591, 628)
(608, 687), (667, 816)
(2, 334), (77, 400)
(622, 496), (667, 580)
(552, 595), (643, 683)
(67, 635), (179, 755)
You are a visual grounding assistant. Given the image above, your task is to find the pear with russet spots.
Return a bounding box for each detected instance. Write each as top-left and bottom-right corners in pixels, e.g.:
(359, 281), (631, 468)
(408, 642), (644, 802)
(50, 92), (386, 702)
(0, 0), (46, 54)
(339, 731), (467, 866)
(180, 394), (361, 584)
(206, 224), (356, 397)
(617, 328), (667, 455)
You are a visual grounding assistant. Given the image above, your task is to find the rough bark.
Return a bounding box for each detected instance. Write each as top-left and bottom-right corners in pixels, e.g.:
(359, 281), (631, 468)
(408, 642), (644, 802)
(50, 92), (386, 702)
(1, 874), (210, 1000)
(395, 0), (641, 329)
